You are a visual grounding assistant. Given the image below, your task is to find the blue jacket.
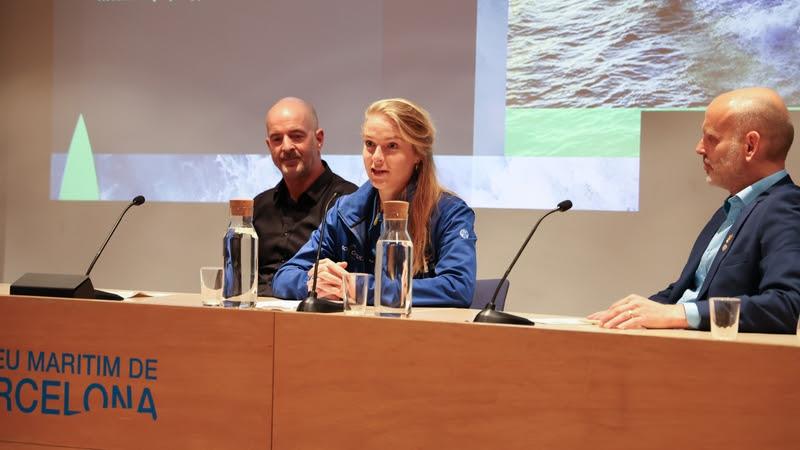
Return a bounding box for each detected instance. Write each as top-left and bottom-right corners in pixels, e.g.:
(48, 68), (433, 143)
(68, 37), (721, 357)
(272, 181), (477, 307)
(650, 176), (800, 333)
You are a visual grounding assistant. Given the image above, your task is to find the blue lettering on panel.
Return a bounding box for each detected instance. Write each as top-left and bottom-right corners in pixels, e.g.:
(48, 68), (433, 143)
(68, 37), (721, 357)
(28, 351), (44, 372)
(104, 356), (121, 378)
(8, 349), (19, 370)
(83, 355), (96, 375)
(15, 378), (38, 413)
(129, 358), (143, 379)
(6, 352), (160, 421)
(45, 353), (60, 374)
(144, 359), (158, 381)
(137, 387), (157, 421)
(83, 383), (109, 411)
(61, 353), (75, 374)
(0, 349), (16, 370)
(0, 377), (11, 411)
(111, 385), (131, 409)
(63, 381), (80, 416)
(41, 379), (61, 415)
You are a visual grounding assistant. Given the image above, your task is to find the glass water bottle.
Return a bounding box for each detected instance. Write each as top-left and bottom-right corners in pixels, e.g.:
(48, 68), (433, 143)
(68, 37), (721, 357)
(222, 199), (258, 308)
(375, 200), (413, 318)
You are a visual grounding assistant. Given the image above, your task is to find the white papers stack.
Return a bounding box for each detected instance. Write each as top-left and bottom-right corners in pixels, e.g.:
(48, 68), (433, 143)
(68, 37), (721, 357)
(256, 299), (301, 311)
(533, 317), (598, 325)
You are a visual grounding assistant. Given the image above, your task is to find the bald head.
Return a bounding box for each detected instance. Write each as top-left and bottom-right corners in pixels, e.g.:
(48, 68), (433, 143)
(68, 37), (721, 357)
(266, 97), (319, 133)
(711, 87), (794, 162)
(264, 97), (325, 193)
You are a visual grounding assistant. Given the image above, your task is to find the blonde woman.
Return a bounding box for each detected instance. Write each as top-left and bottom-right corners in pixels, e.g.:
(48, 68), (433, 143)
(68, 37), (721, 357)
(273, 98), (477, 306)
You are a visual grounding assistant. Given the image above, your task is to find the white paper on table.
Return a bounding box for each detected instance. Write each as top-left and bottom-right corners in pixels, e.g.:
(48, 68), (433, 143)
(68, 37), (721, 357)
(256, 299), (301, 311)
(104, 289), (172, 299)
(533, 316), (599, 325)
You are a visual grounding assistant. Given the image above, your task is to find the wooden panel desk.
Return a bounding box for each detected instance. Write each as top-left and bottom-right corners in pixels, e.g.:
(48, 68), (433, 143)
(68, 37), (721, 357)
(272, 311), (800, 450)
(1, 286), (799, 450)
(0, 292), (274, 450)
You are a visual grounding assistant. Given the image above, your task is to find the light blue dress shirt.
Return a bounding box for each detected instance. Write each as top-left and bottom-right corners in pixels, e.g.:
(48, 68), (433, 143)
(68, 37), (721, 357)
(678, 169), (788, 328)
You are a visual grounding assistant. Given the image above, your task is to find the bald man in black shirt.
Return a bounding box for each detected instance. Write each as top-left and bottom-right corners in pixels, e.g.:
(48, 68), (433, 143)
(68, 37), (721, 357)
(254, 97), (357, 296)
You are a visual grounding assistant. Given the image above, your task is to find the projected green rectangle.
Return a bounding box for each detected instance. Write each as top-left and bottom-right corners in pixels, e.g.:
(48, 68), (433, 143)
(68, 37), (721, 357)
(505, 108), (641, 157)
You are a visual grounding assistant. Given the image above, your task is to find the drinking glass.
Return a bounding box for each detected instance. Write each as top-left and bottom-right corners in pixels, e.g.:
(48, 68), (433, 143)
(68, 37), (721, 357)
(200, 266), (223, 307)
(343, 273), (369, 316)
(709, 297), (740, 340)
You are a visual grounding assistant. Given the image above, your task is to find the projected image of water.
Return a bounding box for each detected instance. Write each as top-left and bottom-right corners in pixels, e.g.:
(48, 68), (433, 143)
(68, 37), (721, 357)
(507, 0), (800, 108)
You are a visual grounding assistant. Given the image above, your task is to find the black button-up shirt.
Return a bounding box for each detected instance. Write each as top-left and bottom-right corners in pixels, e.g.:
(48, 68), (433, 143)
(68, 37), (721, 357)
(253, 161), (357, 296)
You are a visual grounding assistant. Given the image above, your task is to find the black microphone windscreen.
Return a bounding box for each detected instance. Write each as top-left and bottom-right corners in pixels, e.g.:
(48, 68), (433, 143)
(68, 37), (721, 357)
(132, 195), (146, 206)
(557, 200), (573, 212)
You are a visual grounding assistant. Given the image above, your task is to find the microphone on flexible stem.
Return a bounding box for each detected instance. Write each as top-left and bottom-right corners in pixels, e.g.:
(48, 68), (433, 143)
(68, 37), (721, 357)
(10, 195), (146, 300)
(473, 199), (572, 326)
(296, 192), (344, 313)
(86, 195), (145, 277)
(86, 195), (146, 300)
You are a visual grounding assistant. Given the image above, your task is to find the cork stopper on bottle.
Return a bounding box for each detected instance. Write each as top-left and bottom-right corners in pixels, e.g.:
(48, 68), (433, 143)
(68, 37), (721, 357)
(382, 200), (409, 220)
(229, 199), (254, 216)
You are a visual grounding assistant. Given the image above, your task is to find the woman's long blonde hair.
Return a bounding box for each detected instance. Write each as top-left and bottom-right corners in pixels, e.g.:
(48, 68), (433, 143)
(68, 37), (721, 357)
(364, 98), (443, 275)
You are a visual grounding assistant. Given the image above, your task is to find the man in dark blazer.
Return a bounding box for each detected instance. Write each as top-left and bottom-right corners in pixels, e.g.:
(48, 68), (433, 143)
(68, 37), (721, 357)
(590, 87), (799, 333)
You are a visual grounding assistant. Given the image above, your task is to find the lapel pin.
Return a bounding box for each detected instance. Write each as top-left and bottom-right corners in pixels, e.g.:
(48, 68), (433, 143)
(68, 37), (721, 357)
(721, 234), (734, 252)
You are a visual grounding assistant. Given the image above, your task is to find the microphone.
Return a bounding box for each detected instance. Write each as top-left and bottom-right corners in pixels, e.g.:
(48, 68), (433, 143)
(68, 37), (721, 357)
(473, 200), (573, 326)
(86, 195), (146, 276)
(296, 192), (344, 313)
(10, 195), (147, 300)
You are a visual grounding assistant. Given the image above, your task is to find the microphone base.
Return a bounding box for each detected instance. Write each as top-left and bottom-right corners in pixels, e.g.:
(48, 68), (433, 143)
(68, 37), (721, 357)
(93, 289), (124, 301)
(10, 273), (95, 299)
(473, 306), (535, 326)
(296, 294), (344, 313)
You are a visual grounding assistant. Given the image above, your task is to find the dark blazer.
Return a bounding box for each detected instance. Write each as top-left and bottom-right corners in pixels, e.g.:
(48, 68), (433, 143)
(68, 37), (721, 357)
(650, 176), (800, 333)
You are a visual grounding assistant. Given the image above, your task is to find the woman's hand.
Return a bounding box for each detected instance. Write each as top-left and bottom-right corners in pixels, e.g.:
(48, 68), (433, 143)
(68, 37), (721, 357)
(306, 259), (349, 300)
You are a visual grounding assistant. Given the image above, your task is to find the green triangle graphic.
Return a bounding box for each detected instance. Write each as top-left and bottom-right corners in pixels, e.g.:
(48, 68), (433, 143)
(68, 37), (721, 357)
(59, 114), (100, 200)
